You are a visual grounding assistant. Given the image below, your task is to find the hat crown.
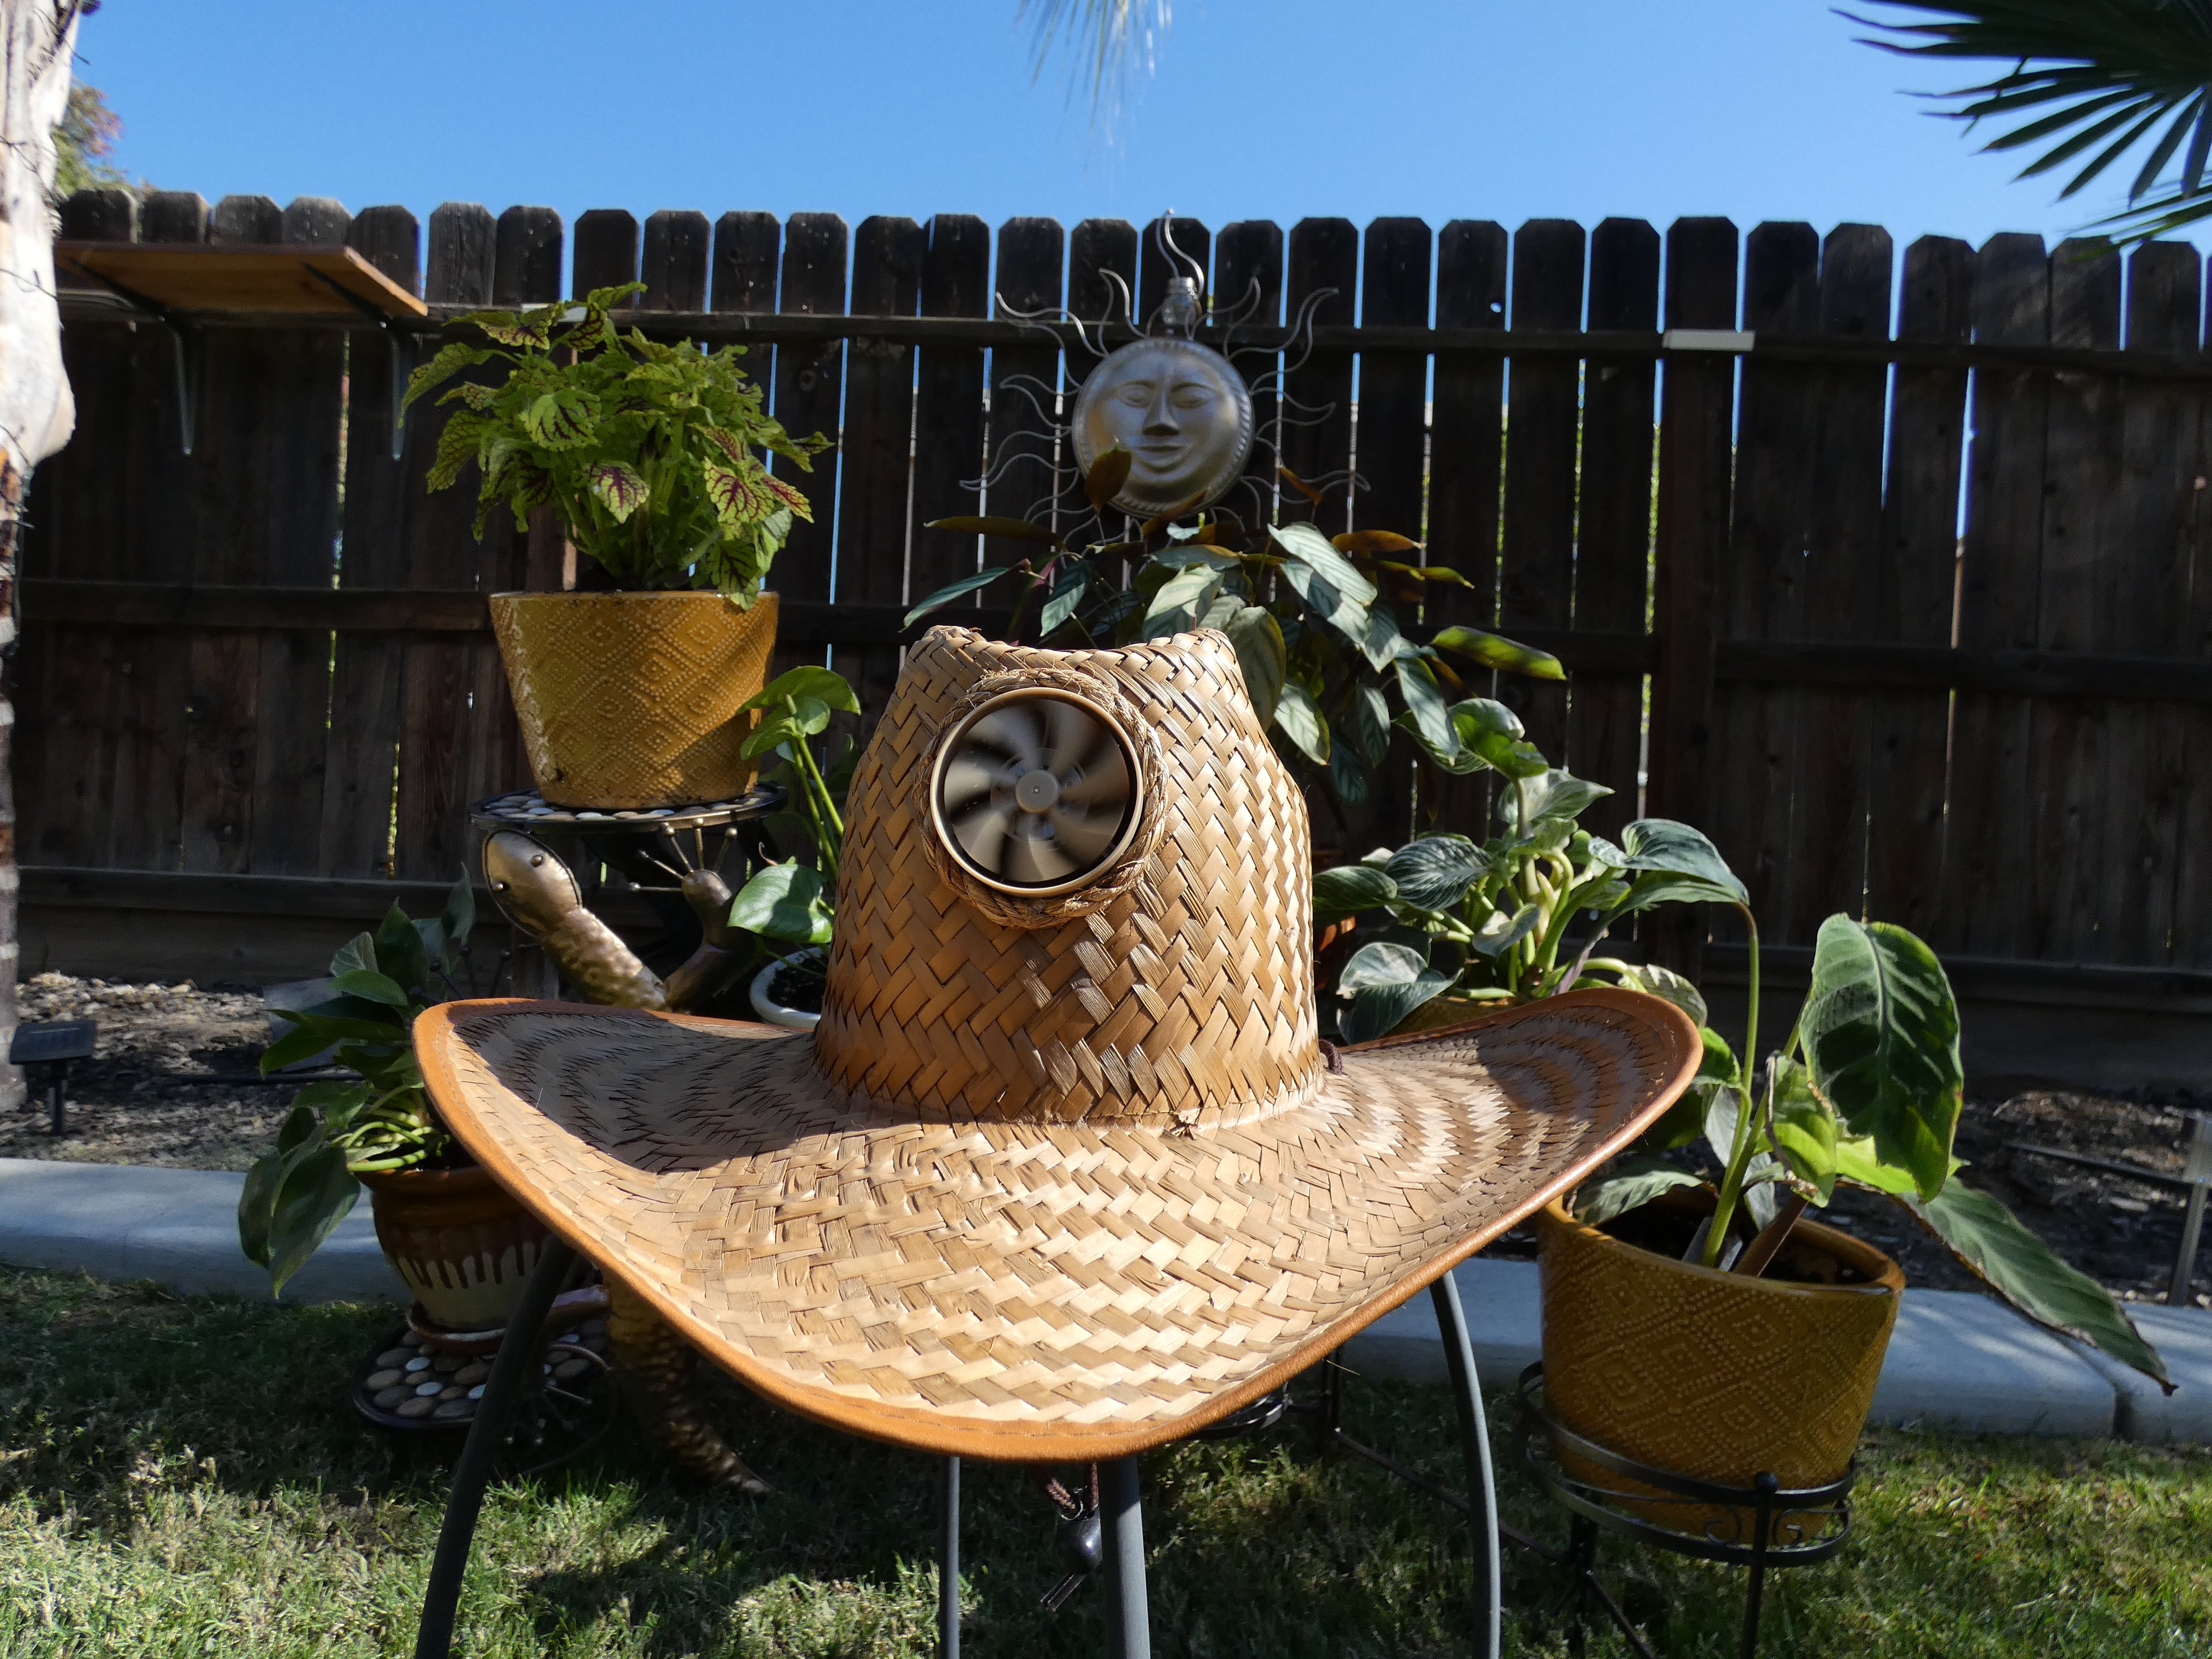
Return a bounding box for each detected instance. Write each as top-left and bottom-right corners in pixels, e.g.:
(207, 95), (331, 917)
(815, 628), (1320, 1127)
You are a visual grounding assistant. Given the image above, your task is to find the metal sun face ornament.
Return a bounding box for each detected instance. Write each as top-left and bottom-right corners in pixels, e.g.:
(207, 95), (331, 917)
(928, 687), (1144, 896)
(1069, 336), (1255, 519)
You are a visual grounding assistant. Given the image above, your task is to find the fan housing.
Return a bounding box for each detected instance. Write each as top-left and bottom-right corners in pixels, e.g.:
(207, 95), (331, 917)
(928, 688), (1145, 897)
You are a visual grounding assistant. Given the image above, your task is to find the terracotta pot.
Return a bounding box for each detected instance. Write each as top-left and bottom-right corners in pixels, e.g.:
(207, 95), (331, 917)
(487, 589), (780, 808)
(358, 1165), (549, 1331)
(1536, 1187), (1903, 1536)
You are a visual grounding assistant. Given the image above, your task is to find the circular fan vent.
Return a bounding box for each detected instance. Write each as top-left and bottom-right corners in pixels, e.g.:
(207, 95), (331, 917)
(929, 689), (1143, 896)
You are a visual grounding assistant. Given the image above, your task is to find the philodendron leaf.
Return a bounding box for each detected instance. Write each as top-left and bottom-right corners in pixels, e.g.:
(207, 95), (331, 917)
(1385, 835), (1488, 913)
(1338, 941), (1429, 993)
(1614, 963), (1709, 1027)
(1609, 819), (1749, 914)
(330, 933), (378, 981)
(1313, 863), (1397, 923)
(1223, 605), (1286, 730)
(1452, 699), (1549, 778)
(1273, 680), (1330, 764)
(1469, 902), (1540, 958)
(1574, 1157), (1707, 1227)
(1430, 625), (1566, 681)
(728, 862), (833, 945)
(1514, 769), (1613, 829)
(1141, 565), (1221, 640)
(1801, 915), (1963, 1202)
(742, 665), (859, 716)
(327, 970), (412, 1009)
(264, 1143), (360, 1298)
(740, 694), (832, 759)
(1907, 1180), (2170, 1388)
(1339, 967), (1453, 1044)
(1769, 1055), (1839, 1202)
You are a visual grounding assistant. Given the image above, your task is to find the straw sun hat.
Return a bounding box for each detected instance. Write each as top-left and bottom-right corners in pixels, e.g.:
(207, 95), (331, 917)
(416, 627), (1700, 1462)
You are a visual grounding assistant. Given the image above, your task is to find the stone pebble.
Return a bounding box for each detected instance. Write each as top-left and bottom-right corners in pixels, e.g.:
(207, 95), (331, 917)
(364, 1368), (403, 1390)
(431, 1401), (474, 1422)
(553, 1357), (593, 1382)
(375, 1349), (412, 1368)
(453, 1361), (491, 1386)
(395, 1396), (436, 1419)
(414, 1380), (444, 1397)
(404, 1355), (432, 1373)
(372, 1385), (411, 1410)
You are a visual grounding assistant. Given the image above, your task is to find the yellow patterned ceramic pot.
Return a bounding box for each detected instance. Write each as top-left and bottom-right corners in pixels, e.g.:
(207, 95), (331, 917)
(1536, 1189), (1902, 1537)
(359, 1165), (549, 1331)
(487, 590), (779, 808)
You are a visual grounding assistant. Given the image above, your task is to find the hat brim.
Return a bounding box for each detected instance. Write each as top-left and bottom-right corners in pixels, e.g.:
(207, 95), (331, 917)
(415, 988), (1699, 1462)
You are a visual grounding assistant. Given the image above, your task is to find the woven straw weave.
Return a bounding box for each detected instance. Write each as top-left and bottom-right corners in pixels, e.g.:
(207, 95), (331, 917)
(817, 628), (1319, 1129)
(422, 991), (1692, 1459)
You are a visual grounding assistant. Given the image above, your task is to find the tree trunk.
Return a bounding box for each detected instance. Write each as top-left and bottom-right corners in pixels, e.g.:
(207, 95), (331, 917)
(0, 2), (83, 1111)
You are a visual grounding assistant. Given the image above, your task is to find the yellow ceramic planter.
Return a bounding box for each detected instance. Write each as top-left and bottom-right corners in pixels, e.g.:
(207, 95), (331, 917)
(488, 589), (779, 808)
(359, 1165), (549, 1332)
(1536, 1190), (1902, 1534)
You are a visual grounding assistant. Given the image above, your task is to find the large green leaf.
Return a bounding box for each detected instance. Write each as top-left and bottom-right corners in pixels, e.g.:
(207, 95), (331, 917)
(1314, 863), (1397, 923)
(919, 515), (1065, 548)
(328, 970), (412, 1009)
(1338, 941), (1429, 993)
(729, 862), (834, 945)
(741, 694), (833, 759)
(902, 566), (1016, 628)
(1453, 699), (1548, 778)
(1339, 959), (1453, 1045)
(1513, 769), (1613, 830)
(1613, 963), (1708, 1027)
(329, 932), (378, 980)
(1394, 656), (1457, 755)
(1429, 625), (1566, 681)
(263, 1143), (360, 1297)
(1223, 605), (1287, 730)
(1801, 916), (1963, 1201)
(1469, 902), (1540, 958)
(372, 904), (431, 1001)
(1908, 1180), (2170, 1388)
(1270, 521), (1378, 607)
(1386, 835), (1488, 913)
(1141, 564), (1221, 639)
(1273, 680), (1330, 764)
(1769, 1055), (1839, 1202)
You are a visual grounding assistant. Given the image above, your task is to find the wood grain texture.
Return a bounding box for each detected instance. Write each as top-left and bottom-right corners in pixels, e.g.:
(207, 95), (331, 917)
(1569, 219), (1661, 839)
(1865, 236), (1973, 940)
(1498, 219), (1586, 765)
(571, 209), (640, 302)
(908, 215), (990, 604)
(1937, 234), (2050, 958)
(641, 211), (710, 312)
(1282, 219), (1358, 539)
(1212, 219), (1284, 534)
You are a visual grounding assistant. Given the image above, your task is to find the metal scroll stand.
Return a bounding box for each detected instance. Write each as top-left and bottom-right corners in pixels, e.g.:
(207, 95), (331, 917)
(1513, 1365), (1854, 1659)
(413, 1253), (1506, 1659)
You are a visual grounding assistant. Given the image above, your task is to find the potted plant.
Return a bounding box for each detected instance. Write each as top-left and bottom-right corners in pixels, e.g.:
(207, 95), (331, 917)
(1315, 723), (2168, 1523)
(1311, 698), (1738, 1040)
(237, 879), (548, 1331)
(406, 283), (830, 810)
(905, 457), (1563, 832)
(723, 665), (859, 1029)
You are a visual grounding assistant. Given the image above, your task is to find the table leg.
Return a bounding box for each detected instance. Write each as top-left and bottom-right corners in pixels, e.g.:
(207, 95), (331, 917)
(1430, 1274), (1501, 1659)
(413, 1237), (578, 1659)
(1099, 1457), (1148, 1659)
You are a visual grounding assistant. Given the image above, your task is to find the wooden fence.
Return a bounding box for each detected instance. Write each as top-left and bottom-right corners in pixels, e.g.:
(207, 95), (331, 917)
(16, 187), (2212, 1032)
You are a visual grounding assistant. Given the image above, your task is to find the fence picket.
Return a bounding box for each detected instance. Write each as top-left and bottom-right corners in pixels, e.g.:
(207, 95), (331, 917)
(909, 215), (991, 608)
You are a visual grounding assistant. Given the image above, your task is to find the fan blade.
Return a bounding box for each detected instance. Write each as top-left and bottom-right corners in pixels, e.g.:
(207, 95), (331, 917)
(1040, 698), (1102, 772)
(940, 756), (1005, 816)
(1047, 804), (1121, 866)
(1054, 742), (1131, 807)
(963, 707), (1045, 772)
(951, 802), (1012, 874)
(1004, 823), (1079, 885)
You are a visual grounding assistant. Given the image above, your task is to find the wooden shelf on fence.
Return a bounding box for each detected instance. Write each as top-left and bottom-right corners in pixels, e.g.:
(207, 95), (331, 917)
(54, 242), (426, 319)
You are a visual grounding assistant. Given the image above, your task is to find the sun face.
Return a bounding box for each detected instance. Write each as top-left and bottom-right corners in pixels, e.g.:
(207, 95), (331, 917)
(1071, 338), (1255, 517)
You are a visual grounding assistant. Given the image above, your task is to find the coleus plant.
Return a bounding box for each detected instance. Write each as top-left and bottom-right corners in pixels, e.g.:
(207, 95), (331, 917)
(405, 283), (830, 603)
(905, 454), (1564, 823)
(238, 878), (477, 1295)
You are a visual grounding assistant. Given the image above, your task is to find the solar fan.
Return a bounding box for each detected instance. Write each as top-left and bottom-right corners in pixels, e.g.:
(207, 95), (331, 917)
(931, 689), (1142, 895)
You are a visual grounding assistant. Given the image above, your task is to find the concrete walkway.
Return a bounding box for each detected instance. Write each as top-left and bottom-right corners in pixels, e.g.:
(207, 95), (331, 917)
(4, 1157), (2208, 1443)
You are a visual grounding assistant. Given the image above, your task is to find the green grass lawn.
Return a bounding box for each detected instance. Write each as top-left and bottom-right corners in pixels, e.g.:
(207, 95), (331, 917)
(2, 1266), (2207, 1658)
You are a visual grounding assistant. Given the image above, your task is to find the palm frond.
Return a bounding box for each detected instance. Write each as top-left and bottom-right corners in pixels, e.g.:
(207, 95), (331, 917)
(1017, 0), (1172, 115)
(1856, 1), (2212, 237)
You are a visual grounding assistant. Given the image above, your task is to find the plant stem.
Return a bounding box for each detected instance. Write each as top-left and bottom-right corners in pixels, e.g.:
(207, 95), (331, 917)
(1699, 904), (1764, 1269)
(1733, 1191), (1810, 1278)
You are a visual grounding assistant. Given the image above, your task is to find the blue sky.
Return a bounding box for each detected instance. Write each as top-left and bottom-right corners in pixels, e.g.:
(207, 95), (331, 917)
(75, 1), (2172, 278)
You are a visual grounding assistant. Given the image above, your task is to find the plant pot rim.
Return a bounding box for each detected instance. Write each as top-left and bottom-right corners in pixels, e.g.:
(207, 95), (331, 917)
(357, 1161), (489, 1194)
(1540, 1194), (1904, 1300)
(487, 588), (777, 603)
(750, 947), (827, 1031)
